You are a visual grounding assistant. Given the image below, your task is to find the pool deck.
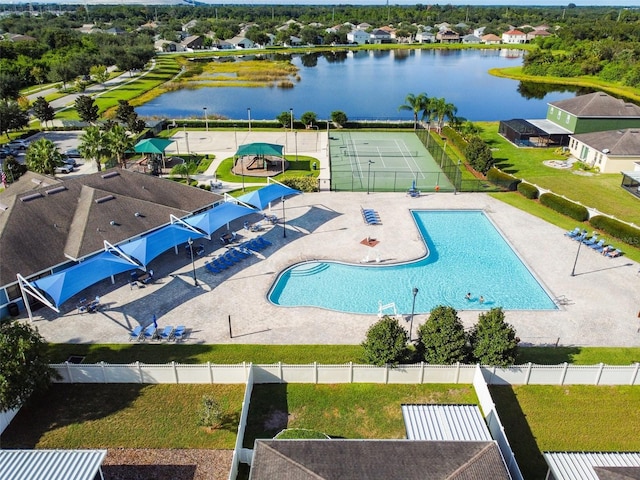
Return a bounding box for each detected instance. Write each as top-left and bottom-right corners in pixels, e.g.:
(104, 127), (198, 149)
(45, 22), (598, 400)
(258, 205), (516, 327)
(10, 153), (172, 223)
(29, 191), (640, 347)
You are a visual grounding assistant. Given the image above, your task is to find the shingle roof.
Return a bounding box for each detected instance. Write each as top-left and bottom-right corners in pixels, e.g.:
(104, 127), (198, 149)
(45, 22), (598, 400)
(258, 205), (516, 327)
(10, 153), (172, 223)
(571, 129), (640, 156)
(0, 169), (222, 285)
(250, 440), (511, 480)
(550, 92), (640, 118)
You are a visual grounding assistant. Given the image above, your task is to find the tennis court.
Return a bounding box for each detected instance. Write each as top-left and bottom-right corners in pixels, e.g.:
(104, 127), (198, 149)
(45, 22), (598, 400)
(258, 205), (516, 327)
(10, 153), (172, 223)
(329, 131), (454, 193)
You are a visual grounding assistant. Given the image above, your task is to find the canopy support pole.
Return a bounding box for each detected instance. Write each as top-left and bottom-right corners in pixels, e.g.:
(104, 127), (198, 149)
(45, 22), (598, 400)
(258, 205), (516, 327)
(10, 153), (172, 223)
(104, 241), (145, 271)
(17, 273), (60, 316)
(170, 214), (211, 241)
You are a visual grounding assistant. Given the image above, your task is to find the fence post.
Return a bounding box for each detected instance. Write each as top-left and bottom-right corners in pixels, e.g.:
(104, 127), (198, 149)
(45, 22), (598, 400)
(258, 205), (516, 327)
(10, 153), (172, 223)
(314, 362), (318, 384)
(172, 361), (178, 384)
(525, 362), (533, 385)
(137, 361), (143, 384)
(560, 362), (568, 385)
(385, 364), (389, 384)
(455, 362), (461, 384)
(595, 363), (604, 385)
(631, 363), (640, 386)
(208, 362), (213, 384)
(66, 362), (73, 383)
(101, 361), (107, 383)
(420, 362), (425, 384)
(279, 362), (283, 383)
(350, 362), (354, 383)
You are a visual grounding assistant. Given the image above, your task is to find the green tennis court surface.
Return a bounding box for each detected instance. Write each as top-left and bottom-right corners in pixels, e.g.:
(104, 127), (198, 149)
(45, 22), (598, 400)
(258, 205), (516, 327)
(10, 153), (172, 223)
(329, 131), (454, 193)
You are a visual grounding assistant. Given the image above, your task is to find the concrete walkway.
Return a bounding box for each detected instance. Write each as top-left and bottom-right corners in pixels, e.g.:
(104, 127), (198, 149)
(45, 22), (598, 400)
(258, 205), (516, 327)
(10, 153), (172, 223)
(27, 191), (640, 347)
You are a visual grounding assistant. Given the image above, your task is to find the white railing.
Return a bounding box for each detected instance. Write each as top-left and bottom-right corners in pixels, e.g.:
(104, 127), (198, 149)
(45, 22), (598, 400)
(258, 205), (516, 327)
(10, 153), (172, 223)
(228, 366), (254, 480)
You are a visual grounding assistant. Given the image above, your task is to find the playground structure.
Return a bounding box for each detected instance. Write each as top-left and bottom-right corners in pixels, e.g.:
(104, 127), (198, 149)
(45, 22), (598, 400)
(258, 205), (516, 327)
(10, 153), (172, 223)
(232, 142), (288, 178)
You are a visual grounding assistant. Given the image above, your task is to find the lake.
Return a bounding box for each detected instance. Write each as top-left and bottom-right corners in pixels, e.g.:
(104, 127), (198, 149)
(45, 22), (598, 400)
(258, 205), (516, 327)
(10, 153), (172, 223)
(137, 48), (582, 122)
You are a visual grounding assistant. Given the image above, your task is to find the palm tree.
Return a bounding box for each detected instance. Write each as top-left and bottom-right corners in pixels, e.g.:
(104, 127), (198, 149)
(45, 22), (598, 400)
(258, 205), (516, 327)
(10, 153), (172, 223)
(432, 98), (458, 133)
(105, 124), (134, 169)
(25, 138), (63, 176)
(78, 126), (107, 172)
(398, 93), (428, 130)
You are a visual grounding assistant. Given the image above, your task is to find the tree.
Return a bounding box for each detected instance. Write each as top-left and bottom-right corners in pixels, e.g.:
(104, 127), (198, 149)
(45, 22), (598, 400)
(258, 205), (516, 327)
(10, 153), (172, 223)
(105, 123), (134, 169)
(78, 126), (107, 172)
(417, 305), (469, 365)
(26, 137), (64, 175)
(361, 315), (409, 366)
(300, 111), (317, 127)
(115, 100), (145, 133)
(75, 95), (99, 124)
(32, 96), (55, 129)
(469, 308), (519, 367)
(0, 322), (58, 412)
(0, 101), (29, 139)
(398, 92), (428, 130)
(276, 110), (293, 128)
(431, 97), (458, 132)
(330, 110), (347, 127)
(1, 155), (27, 184)
(465, 136), (495, 174)
(0, 73), (21, 101)
(90, 64), (110, 88)
(48, 61), (75, 90)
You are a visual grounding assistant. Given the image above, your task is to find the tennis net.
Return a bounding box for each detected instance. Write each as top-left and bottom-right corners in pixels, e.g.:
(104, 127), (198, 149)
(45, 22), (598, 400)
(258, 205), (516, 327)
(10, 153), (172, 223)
(340, 149), (420, 158)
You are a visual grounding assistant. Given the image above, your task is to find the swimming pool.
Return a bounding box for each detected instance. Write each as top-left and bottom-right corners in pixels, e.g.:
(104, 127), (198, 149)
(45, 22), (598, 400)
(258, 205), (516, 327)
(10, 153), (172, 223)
(268, 210), (557, 314)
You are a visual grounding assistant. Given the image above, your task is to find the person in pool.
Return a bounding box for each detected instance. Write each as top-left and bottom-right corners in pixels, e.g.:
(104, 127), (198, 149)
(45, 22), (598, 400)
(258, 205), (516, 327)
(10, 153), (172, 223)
(465, 292), (472, 301)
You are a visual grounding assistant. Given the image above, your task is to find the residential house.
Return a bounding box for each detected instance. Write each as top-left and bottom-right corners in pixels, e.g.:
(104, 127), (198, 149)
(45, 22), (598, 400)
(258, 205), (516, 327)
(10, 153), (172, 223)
(213, 39), (234, 50)
(436, 29), (460, 43)
(369, 28), (393, 44)
(568, 128), (640, 173)
(473, 26), (486, 37)
(482, 33), (502, 45)
(105, 27), (126, 36)
(416, 30), (436, 43)
(6, 33), (37, 42)
(527, 30), (551, 42)
(228, 36), (255, 49)
(502, 29), (526, 44)
(181, 35), (204, 51)
(347, 29), (371, 45)
(182, 19), (197, 32)
(285, 36), (302, 47)
(357, 22), (371, 30)
(462, 34), (481, 44)
(154, 39), (183, 53)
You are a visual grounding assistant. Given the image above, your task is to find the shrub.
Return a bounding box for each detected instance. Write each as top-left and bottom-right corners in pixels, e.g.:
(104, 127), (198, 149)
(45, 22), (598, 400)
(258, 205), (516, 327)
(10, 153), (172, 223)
(486, 168), (521, 191)
(469, 307), (519, 367)
(198, 395), (224, 429)
(416, 306), (469, 365)
(361, 315), (409, 366)
(442, 126), (467, 153)
(517, 182), (539, 199)
(590, 215), (640, 248)
(465, 136), (494, 174)
(539, 192), (589, 221)
(281, 176), (319, 193)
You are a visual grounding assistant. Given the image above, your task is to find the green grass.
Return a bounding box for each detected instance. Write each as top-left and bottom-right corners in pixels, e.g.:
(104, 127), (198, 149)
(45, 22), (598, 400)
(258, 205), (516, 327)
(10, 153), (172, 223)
(215, 155), (319, 183)
(492, 385), (640, 479)
(243, 383), (477, 447)
(516, 346), (640, 365)
(3, 384), (244, 449)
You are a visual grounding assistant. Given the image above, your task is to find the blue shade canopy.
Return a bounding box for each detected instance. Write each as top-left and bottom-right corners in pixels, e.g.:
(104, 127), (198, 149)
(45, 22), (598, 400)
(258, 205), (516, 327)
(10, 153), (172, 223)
(185, 202), (256, 235)
(119, 224), (205, 266)
(134, 138), (174, 154)
(236, 142), (283, 157)
(236, 184), (301, 210)
(33, 251), (138, 308)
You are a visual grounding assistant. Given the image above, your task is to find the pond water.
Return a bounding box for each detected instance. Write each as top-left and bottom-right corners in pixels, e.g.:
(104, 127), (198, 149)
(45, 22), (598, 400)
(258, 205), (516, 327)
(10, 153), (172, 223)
(137, 49), (583, 122)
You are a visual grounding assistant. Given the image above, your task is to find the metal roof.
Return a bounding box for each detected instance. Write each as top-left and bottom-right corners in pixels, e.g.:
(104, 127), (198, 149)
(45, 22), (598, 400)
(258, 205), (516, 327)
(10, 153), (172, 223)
(526, 118), (573, 135)
(0, 449), (106, 480)
(544, 452), (640, 480)
(402, 404), (492, 441)
(622, 170), (640, 181)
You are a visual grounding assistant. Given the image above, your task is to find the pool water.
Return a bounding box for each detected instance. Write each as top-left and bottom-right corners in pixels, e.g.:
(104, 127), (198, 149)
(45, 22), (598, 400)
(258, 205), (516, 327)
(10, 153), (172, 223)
(268, 210), (557, 314)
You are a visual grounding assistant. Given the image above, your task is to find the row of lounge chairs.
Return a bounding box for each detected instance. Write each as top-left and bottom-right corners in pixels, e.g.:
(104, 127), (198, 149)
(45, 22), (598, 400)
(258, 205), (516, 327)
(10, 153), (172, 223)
(129, 324), (186, 342)
(564, 227), (623, 257)
(205, 236), (272, 274)
(362, 207), (382, 225)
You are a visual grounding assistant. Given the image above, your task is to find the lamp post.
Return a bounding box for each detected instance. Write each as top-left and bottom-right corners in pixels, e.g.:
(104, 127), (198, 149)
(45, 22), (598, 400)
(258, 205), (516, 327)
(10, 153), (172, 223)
(367, 160), (375, 194)
(203, 107), (208, 132)
(282, 198), (286, 238)
(571, 239), (582, 277)
(247, 107), (252, 132)
(187, 238), (199, 287)
(409, 287), (418, 341)
(185, 131), (190, 155)
(289, 107), (294, 132)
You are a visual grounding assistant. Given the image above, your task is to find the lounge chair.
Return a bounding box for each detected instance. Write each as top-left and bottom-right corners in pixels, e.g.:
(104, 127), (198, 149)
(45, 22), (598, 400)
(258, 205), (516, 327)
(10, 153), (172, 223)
(574, 230), (588, 242)
(565, 227), (581, 238)
(589, 239), (606, 251)
(173, 325), (186, 341)
(159, 326), (174, 341)
(143, 324), (157, 341)
(583, 234), (599, 246)
(205, 261), (221, 274)
(128, 325), (143, 341)
(212, 258), (228, 270)
(605, 248), (623, 258)
(256, 236), (272, 248)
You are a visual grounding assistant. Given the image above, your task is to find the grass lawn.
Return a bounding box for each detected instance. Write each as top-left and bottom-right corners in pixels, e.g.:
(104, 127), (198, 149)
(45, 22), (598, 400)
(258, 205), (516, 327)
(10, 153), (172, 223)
(2, 384), (244, 449)
(243, 383), (477, 448)
(215, 155), (320, 184)
(492, 385), (640, 480)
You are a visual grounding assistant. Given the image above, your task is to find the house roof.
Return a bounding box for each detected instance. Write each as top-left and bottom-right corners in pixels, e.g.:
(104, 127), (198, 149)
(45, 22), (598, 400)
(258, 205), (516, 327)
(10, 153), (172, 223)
(503, 29), (525, 36)
(402, 404), (492, 441)
(544, 452), (640, 480)
(571, 129), (640, 156)
(0, 169), (222, 286)
(250, 440), (511, 480)
(482, 34), (502, 42)
(181, 35), (202, 46)
(550, 92), (640, 118)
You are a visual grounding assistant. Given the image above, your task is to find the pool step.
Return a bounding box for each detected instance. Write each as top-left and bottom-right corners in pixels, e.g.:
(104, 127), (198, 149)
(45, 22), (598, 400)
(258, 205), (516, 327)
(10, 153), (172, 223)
(289, 263), (330, 277)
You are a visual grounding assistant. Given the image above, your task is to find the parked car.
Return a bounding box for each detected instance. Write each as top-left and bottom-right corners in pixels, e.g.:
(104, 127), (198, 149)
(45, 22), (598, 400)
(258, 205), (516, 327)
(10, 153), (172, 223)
(0, 147), (19, 158)
(7, 139), (30, 150)
(63, 148), (82, 158)
(62, 156), (77, 167)
(55, 164), (74, 174)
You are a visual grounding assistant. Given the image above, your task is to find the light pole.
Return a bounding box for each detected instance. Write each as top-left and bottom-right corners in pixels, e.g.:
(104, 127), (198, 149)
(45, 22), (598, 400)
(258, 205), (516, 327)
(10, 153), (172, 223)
(185, 131), (190, 155)
(367, 160), (375, 194)
(187, 238), (199, 287)
(282, 198), (286, 238)
(247, 107), (252, 132)
(571, 239), (582, 277)
(289, 107), (294, 132)
(203, 107), (208, 132)
(409, 287), (418, 341)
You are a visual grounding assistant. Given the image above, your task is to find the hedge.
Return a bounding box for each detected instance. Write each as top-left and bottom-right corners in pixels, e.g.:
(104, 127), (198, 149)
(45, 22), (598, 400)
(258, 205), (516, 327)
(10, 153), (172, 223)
(442, 126), (468, 155)
(539, 192), (589, 221)
(517, 182), (539, 199)
(590, 215), (640, 248)
(486, 168), (521, 191)
(281, 176), (319, 192)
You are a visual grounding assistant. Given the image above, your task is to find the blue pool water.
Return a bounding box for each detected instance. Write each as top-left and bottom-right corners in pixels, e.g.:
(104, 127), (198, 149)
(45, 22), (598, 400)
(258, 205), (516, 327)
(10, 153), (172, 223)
(268, 210), (557, 314)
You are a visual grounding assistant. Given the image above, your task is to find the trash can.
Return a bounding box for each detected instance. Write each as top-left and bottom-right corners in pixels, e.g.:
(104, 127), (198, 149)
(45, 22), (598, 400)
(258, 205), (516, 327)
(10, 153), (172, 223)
(7, 302), (19, 317)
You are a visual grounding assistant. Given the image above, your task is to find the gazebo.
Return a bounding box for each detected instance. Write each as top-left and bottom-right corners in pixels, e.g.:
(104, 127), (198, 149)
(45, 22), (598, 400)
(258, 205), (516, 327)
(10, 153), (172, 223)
(134, 138), (175, 174)
(233, 142), (286, 177)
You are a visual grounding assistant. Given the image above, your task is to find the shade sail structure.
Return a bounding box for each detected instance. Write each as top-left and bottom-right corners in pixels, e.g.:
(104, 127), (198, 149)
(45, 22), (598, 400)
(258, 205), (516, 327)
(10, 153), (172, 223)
(134, 138), (174, 154)
(235, 142), (284, 158)
(33, 251), (138, 308)
(185, 202), (256, 235)
(237, 184), (301, 210)
(118, 223), (205, 266)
